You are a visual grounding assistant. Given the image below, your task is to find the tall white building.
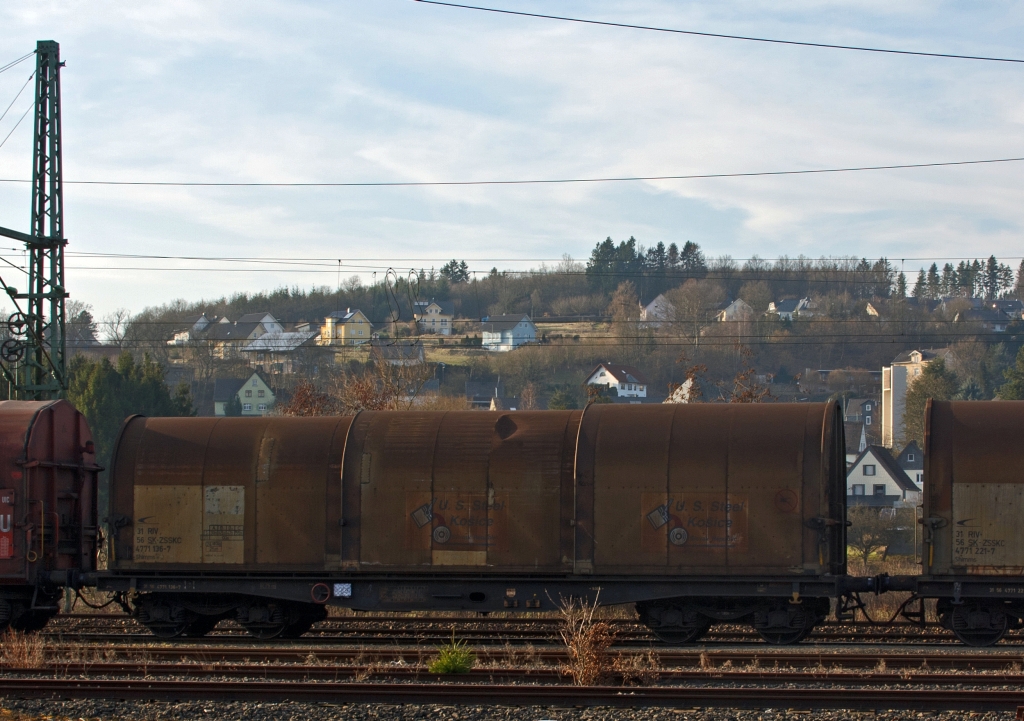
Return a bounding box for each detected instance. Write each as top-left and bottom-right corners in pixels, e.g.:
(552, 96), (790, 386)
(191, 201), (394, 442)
(881, 348), (954, 448)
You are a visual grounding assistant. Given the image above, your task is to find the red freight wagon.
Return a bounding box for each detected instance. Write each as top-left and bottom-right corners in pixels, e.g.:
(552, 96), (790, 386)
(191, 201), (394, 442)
(0, 400), (99, 631)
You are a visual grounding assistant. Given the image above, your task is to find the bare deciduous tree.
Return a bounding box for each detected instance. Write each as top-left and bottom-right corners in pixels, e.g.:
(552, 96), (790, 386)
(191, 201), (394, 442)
(103, 308), (132, 350)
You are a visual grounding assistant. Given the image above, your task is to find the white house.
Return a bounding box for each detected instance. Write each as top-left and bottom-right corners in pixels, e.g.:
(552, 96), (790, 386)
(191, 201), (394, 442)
(168, 313), (213, 346)
(640, 294), (674, 326)
(480, 314), (536, 351)
(847, 445), (921, 508)
(716, 298), (754, 323)
(213, 371), (276, 416)
(767, 297), (814, 321)
(585, 363), (649, 398)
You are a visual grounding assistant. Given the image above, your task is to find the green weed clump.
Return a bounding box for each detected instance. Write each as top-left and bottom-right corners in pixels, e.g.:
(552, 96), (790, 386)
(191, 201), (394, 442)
(428, 631), (475, 674)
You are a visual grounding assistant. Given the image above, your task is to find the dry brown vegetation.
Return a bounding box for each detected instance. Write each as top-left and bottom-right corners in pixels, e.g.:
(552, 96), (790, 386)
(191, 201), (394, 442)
(0, 630), (47, 669)
(557, 594), (616, 686)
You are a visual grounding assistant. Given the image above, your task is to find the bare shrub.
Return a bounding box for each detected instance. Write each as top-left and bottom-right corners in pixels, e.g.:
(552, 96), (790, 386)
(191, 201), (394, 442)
(557, 594), (615, 686)
(1, 630), (47, 668)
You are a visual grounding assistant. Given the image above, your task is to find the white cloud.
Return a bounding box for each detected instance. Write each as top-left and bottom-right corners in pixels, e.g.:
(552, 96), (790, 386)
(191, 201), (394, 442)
(0, 0), (1021, 315)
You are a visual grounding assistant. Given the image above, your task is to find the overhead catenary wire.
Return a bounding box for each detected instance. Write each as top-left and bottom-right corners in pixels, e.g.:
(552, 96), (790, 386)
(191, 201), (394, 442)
(0, 73), (33, 127)
(51, 251), (1024, 263)
(0, 156), (1022, 188)
(0, 104), (32, 152)
(414, 1), (1024, 64)
(0, 52), (34, 76)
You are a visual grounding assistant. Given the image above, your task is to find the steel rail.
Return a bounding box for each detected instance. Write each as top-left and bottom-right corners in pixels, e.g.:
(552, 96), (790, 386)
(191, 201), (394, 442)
(7, 661), (1024, 685)
(0, 678), (1022, 710)
(31, 644), (1024, 670)
(38, 629), (987, 646)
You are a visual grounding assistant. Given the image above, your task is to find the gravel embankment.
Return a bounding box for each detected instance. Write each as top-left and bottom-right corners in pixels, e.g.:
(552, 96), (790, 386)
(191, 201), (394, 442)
(0, 702), (1017, 721)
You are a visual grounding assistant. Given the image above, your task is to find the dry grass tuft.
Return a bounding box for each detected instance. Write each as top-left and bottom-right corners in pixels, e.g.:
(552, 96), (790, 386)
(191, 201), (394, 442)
(613, 650), (661, 686)
(699, 651), (714, 671)
(557, 594), (615, 686)
(0, 630), (47, 669)
(501, 640), (542, 670)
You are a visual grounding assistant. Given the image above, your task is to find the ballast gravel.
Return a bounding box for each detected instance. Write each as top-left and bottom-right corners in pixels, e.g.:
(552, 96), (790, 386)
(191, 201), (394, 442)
(0, 702), (1016, 721)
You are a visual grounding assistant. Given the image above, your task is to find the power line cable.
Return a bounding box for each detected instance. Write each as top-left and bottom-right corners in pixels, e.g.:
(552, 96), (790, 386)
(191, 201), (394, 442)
(0, 156), (1021, 188)
(415, 1), (1024, 64)
(0, 103), (31, 152)
(0, 73), (33, 127)
(0, 52), (34, 76)
(58, 251), (1024, 263)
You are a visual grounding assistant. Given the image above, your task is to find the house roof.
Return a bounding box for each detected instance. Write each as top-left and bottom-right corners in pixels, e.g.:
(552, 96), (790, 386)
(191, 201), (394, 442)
(988, 299), (1023, 314)
(851, 445), (920, 493)
(891, 347), (953, 364)
(897, 440), (924, 470)
(771, 298), (801, 313)
(956, 308), (1010, 323)
(588, 362), (650, 385)
(326, 308), (369, 324)
(242, 330), (318, 353)
(237, 312), (275, 324)
(843, 421), (866, 455)
(212, 378), (246, 402)
(416, 299), (455, 316)
(844, 397), (875, 417)
(465, 380), (504, 399)
(204, 321), (263, 341)
(480, 314), (533, 332)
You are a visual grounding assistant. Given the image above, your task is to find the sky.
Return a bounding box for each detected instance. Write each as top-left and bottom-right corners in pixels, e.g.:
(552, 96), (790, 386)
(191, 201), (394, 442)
(0, 1), (1021, 325)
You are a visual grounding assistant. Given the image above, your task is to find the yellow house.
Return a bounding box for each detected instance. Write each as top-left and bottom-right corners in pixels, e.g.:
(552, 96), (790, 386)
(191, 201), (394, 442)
(319, 308), (373, 346)
(413, 299), (455, 335)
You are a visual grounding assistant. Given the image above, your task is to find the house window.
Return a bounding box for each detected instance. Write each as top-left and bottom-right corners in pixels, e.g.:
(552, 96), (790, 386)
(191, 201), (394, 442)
(245, 390), (252, 397)
(852, 484), (865, 495)
(863, 465), (876, 476)
(252, 378), (258, 386)
(865, 416), (871, 426)
(620, 383), (626, 389)
(243, 403), (252, 411)
(864, 403), (871, 411)
(258, 404), (267, 411)
(907, 453), (914, 462)
(258, 390), (265, 398)
(358, 330), (363, 335)
(917, 473), (922, 483)
(873, 484), (886, 496)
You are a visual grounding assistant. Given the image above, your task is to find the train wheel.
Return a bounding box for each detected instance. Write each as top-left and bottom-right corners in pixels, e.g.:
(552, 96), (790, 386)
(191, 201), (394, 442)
(948, 604), (1008, 646)
(136, 598), (193, 638)
(280, 606), (328, 639)
(752, 601), (822, 645)
(238, 602), (293, 640)
(9, 607), (54, 633)
(757, 628), (811, 645)
(637, 602), (711, 645)
(180, 615), (221, 638)
(143, 621), (191, 638)
(651, 621), (711, 645)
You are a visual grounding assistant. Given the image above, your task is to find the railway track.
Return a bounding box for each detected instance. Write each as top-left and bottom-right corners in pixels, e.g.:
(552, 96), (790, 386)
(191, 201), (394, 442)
(46, 613), (1010, 646)
(27, 643), (1024, 670)
(1, 676), (1022, 711)
(6, 660), (1024, 683)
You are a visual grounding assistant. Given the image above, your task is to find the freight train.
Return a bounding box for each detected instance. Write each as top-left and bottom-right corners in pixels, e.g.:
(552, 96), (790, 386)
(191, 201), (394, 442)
(0, 398), (1021, 645)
